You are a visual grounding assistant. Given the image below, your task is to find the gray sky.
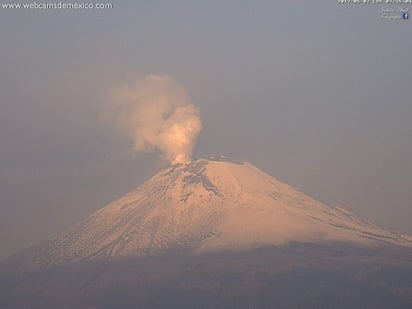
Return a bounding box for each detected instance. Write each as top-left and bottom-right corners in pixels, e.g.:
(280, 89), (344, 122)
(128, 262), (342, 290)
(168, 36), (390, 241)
(0, 1), (411, 259)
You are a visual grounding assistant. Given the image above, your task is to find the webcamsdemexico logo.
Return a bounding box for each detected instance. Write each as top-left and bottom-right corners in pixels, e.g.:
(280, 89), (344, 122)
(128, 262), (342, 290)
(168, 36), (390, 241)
(1, 2), (113, 9)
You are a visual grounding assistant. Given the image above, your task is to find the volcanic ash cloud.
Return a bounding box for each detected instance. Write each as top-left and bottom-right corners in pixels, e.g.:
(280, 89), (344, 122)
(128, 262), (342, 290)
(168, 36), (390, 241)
(105, 74), (202, 164)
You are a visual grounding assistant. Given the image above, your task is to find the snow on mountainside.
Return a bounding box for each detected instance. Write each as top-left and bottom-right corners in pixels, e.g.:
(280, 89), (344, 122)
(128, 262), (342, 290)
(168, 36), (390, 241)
(21, 156), (412, 269)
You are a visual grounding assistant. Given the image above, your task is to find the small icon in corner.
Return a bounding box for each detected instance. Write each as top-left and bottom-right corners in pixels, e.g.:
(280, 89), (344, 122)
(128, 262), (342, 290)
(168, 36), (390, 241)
(402, 13), (409, 20)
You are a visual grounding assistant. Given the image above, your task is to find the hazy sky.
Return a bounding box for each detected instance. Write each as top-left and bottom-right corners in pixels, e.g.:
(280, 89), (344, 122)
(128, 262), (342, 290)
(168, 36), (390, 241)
(0, 1), (411, 259)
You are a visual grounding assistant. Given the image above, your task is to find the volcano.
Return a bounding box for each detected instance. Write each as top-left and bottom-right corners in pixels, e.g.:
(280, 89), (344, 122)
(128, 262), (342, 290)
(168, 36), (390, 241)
(13, 156), (411, 270)
(2, 156), (412, 308)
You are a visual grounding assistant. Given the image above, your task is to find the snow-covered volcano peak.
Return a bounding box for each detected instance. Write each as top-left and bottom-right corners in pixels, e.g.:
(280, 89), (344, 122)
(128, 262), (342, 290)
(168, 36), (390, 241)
(149, 155), (286, 199)
(25, 157), (412, 267)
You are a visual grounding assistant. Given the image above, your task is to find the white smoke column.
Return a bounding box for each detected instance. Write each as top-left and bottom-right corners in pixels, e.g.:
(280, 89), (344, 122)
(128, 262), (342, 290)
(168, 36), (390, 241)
(105, 74), (202, 164)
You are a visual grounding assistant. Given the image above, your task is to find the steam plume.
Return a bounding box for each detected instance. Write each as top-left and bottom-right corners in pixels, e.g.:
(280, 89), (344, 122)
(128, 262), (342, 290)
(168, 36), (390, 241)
(105, 74), (202, 164)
